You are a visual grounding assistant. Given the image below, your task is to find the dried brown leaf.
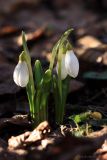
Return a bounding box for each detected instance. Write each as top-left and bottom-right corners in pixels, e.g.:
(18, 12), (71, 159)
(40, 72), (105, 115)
(0, 115), (29, 128)
(95, 140), (107, 160)
(8, 131), (30, 149)
(8, 121), (51, 149)
(88, 127), (107, 138)
(16, 27), (46, 46)
(25, 121), (51, 143)
(0, 26), (19, 37)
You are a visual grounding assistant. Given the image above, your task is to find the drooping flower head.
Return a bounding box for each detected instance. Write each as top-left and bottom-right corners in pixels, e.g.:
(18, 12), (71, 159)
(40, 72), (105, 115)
(13, 60), (29, 87)
(65, 50), (79, 78)
(56, 50), (79, 80)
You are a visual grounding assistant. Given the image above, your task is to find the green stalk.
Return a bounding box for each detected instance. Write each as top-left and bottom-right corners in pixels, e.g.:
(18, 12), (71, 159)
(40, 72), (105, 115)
(60, 78), (69, 123)
(57, 54), (63, 124)
(22, 32), (35, 119)
(53, 29), (73, 124)
(34, 90), (41, 125)
(34, 60), (43, 124)
(40, 93), (48, 121)
(34, 62), (51, 124)
(53, 76), (60, 124)
(39, 69), (51, 122)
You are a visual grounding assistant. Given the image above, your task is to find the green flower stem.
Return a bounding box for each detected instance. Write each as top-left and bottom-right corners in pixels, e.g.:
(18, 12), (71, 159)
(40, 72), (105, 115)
(40, 93), (48, 121)
(34, 61), (51, 125)
(34, 60), (43, 124)
(34, 82), (50, 124)
(52, 29), (73, 124)
(53, 76), (60, 123)
(57, 50), (63, 124)
(60, 78), (69, 123)
(34, 90), (41, 125)
(39, 69), (51, 122)
(53, 77), (69, 124)
(22, 32), (35, 119)
(26, 84), (33, 117)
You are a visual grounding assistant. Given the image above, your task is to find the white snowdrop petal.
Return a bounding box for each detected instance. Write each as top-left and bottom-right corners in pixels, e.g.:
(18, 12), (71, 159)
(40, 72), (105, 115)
(61, 55), (67, 80)
(56, 55), (67, 80)
(13, 61), (29, 87)
(65, 50), (79, 78)
(18, 62), (29, 87)
(13, 62), (22, 86)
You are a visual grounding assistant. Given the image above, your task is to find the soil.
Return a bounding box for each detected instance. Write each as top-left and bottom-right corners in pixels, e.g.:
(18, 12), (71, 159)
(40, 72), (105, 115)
(0, 0), (107, 159)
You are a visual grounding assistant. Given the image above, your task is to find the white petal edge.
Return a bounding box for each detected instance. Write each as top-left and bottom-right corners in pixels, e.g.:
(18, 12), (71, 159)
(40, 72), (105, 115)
(13, 61), (22, 86)
(65, 50), (79, 78)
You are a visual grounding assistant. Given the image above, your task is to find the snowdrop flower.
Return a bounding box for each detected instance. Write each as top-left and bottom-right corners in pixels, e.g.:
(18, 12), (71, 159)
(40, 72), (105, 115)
(13, 61), (29, 87)
(56, 50), (79, 80)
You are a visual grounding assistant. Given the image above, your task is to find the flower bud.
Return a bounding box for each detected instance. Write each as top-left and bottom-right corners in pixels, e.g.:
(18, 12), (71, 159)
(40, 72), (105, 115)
(65, 50), (79, 78)
(13, 61), (29, 87)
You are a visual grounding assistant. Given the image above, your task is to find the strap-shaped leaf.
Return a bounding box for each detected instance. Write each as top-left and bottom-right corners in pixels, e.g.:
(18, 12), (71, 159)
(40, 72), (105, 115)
(34, 60), (43, 87)
(22, 31), (31, 62)
(21, 31), (35, 119)
(42, 69), (52, 83)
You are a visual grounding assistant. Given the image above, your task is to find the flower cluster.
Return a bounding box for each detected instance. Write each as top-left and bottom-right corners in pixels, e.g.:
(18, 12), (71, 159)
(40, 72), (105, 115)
(13, 29), (79, 125)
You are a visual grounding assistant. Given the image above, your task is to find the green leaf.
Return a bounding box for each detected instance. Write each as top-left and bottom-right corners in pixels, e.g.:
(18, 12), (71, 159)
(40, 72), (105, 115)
(21, 31), (35, 119)
(42, 69), (51, 83)
(22, 31), (29, 56)
(34, 60), (43, 87)
(34, 69), (52, 123)
(69, 111), (91, 123)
